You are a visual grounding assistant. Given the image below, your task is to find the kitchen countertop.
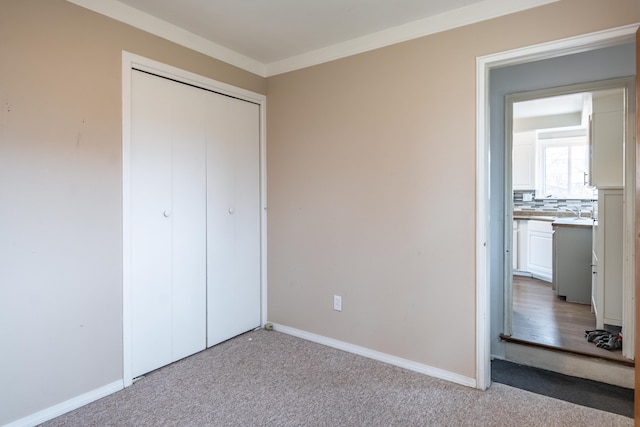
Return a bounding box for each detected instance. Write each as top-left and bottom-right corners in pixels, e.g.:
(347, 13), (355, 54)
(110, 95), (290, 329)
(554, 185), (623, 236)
(513, 215), (557, 222)
(513, 210), (593, 226)
(551, 217), (593, 228)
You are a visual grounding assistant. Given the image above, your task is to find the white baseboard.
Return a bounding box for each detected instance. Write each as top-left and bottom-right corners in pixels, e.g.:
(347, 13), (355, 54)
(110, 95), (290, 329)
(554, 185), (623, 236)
(4, 380), (123, 427)
(271, 323), (477, 388)
(5, 327), (478, 426)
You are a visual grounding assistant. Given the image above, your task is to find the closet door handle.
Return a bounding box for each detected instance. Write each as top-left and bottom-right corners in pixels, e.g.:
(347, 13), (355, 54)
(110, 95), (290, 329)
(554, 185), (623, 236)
(163, 210), (171, 217)
(228, 208), (235, 215)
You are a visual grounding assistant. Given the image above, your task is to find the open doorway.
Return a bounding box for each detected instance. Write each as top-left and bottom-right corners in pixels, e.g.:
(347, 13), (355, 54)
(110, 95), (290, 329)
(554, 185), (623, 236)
(477, 28), (638, 390)
(501, 79), (634, 365)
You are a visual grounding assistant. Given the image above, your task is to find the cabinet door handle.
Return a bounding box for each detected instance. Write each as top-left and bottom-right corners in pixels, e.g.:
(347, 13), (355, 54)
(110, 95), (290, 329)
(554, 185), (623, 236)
(163, 210), (170, 218)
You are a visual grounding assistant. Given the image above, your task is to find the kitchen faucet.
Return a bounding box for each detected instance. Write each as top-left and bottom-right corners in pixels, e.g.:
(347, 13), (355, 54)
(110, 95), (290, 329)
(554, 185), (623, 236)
(563, 206), (581, 218)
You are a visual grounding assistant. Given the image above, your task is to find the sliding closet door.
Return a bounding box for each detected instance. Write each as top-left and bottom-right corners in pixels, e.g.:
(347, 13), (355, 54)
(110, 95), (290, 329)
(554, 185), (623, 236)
(206, 94), (261, 346)
(130, 70), (207, 377)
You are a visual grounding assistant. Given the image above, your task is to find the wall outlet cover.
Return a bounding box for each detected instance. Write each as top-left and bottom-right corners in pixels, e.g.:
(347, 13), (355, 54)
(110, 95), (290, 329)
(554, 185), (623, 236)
(333, 295), (342, 311)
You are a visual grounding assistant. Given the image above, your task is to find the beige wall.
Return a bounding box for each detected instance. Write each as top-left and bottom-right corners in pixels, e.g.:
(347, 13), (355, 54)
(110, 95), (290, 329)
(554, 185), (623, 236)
(0, 1), (264, 424)
(265, 0), (639, 378)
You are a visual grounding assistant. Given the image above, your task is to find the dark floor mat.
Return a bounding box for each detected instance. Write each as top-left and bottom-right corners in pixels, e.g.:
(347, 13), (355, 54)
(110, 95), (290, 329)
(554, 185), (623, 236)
(491, 359), (633, 418)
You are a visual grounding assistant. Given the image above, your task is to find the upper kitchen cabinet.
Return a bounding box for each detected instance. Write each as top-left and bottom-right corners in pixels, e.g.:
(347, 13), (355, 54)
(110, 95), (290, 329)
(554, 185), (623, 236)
(588, 88), (624, 189)
(512, 130), (536, 190)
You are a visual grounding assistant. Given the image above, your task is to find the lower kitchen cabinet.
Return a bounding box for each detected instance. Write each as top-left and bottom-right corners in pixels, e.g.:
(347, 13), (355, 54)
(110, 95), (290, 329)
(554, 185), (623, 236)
(593, 189), (623, 327)
(552, 221), (593, 304)
(512, 220), (518, 270)
(526, 220), (553, 282)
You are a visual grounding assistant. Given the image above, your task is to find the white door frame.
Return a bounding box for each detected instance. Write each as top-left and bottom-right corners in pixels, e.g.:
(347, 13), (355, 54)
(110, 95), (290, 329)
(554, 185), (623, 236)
(122, 51), (267, 387)
(475, 23), (638, 390)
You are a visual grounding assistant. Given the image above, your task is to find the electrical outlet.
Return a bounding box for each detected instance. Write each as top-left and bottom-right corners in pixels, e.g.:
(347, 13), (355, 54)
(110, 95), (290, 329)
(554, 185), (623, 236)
(333, 295), (342, 311)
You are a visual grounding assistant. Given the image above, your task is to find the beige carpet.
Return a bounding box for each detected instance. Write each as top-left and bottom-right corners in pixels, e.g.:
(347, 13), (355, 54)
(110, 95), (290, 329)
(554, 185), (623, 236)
(42, 330), (632, 426)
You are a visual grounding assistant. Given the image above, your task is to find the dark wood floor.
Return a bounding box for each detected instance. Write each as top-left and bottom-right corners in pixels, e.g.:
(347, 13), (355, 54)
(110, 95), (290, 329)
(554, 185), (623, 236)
(509, 275), (630, 364)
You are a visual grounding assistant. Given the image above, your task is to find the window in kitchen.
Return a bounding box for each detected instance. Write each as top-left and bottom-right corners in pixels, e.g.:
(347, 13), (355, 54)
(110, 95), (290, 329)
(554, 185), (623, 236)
(537, 134), (592, 199)
(511, 89), (594, 200)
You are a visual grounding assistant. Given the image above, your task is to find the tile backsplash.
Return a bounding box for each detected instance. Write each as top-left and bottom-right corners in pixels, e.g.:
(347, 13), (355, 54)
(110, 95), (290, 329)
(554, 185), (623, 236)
(513, 190), (595, 215)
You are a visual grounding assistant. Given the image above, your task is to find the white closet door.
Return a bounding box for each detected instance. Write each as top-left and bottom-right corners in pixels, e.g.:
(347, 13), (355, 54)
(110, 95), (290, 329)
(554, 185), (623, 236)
(206, 94), (261, 346)
(130, 70), (207, 377)
(168, 77), (207, 362)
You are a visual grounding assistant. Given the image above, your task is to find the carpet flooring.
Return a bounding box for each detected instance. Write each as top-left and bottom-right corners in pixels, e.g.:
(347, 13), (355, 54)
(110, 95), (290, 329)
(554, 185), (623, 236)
(42, 330), (632, 426)
(491, 359), (634, 418)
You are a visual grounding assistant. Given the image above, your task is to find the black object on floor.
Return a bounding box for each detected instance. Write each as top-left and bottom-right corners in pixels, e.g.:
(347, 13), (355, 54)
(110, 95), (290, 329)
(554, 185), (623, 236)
(491, 359), (633, 418)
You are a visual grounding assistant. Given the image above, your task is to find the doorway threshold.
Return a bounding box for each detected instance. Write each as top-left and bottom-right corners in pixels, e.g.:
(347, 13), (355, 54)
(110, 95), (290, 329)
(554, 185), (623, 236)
(491, 359), (633, 418)
(500, 333), (634, 367)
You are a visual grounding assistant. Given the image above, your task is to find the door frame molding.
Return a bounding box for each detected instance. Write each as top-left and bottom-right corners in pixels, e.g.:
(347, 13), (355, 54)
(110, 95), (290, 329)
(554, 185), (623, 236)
(121, 51), (267, 387)
(475, 23), (638, 390)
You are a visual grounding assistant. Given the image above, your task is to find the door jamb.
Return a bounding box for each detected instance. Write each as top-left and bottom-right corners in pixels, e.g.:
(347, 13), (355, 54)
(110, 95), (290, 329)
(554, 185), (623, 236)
(121, 51), (268, 387)
(476, 23), (639, 390)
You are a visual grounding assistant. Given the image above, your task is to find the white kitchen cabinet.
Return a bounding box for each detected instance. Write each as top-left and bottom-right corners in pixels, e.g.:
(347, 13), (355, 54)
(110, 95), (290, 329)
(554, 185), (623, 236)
(552, 221), (593, 304)
(588, 89), (624, 189)
(512, 220), (518, 270)
(526, 220), (553, 282)
(517, 220), (528, 272)
(593, 189), (623, 327)
(512, 131), (536, 190)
